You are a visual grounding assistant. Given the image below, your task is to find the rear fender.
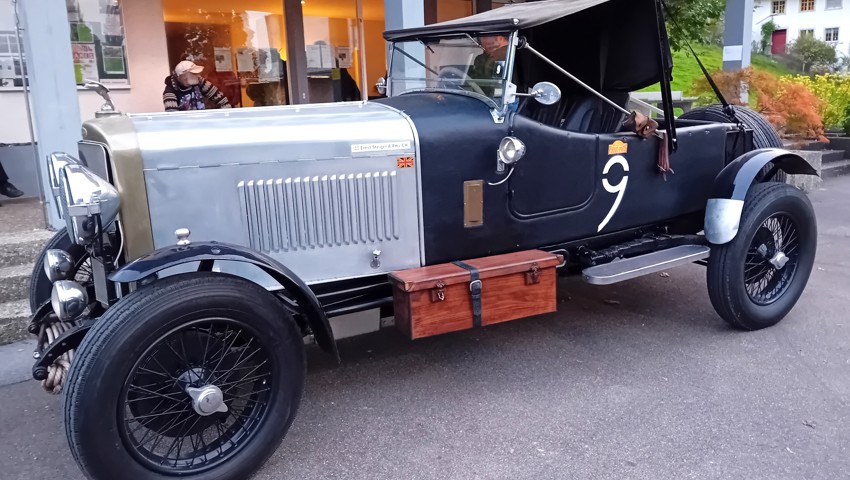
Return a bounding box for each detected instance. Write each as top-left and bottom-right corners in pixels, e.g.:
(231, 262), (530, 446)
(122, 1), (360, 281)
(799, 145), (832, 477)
(109, 241), (339, 362)
(704, 148), (817, 245)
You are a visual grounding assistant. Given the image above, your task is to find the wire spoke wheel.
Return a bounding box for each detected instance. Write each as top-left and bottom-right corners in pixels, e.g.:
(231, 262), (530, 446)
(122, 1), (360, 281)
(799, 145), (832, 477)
(707, 182), (817, 330)
(743, 213), (799, 306)
(119, 318), (274, 474)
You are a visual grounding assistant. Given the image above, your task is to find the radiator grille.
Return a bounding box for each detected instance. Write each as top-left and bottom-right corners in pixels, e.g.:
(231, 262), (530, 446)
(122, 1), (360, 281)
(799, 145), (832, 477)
(238, 172), (400, 252)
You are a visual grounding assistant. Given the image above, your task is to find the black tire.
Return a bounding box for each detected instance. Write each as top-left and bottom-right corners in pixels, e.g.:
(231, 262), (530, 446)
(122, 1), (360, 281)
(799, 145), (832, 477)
(63, 272), (305, 480)
(680, 104), (787, 182)
(707, 182), (817, 330)
(29, 228), (90, 314)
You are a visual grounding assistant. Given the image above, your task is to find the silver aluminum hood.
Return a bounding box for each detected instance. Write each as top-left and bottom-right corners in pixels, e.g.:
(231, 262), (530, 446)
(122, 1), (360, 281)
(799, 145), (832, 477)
(129, 101), (422, 285)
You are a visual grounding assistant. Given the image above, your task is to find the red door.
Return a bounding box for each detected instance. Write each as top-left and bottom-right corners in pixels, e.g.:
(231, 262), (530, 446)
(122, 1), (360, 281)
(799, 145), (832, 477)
(772, 29), (787, 54)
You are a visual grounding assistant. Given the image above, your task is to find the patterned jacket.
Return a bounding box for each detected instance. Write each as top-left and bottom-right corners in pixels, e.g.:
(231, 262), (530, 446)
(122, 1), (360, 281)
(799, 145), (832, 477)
(163, 75), (232, 111)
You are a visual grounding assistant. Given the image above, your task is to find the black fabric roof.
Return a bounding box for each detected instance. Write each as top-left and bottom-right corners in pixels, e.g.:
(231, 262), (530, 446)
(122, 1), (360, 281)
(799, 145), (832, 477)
(383, 0), (671, 93)
(384, 0), (612, 41)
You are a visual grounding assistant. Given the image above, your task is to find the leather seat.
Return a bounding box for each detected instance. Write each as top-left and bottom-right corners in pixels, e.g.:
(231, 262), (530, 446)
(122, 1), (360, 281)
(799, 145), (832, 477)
(519, 91), (630, 134)
(560, 91), (630, 134)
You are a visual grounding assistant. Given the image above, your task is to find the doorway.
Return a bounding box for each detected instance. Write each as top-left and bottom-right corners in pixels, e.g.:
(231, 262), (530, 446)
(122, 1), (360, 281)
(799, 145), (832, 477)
(771, 29), (787, 54)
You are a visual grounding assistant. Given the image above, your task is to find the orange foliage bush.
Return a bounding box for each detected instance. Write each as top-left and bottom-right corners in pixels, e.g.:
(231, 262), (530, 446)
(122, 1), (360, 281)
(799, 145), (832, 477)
(692, 67), (825, 140)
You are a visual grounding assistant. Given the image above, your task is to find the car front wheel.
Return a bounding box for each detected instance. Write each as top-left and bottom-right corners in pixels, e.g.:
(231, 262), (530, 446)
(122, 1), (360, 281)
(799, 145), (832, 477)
(707, 182), (817, 330)
(63, 272), (305, 480)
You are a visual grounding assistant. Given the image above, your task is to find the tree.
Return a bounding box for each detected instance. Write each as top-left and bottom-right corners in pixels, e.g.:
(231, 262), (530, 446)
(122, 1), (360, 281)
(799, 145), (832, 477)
(663, 0), (727, 50)
(789, 35), (838, 72)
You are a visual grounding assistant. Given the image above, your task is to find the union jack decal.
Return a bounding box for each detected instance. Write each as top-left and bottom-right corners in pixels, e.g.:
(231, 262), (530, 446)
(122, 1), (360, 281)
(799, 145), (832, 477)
(397, 157), (415, 169)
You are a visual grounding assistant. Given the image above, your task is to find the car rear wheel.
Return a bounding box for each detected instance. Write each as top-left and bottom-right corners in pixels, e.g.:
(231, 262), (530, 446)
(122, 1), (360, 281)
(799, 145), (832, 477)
(706, 182), (817, 330)
(679, 104), (787, 182)
(29, 228), (91, 313)
(63, 272), (305, 480)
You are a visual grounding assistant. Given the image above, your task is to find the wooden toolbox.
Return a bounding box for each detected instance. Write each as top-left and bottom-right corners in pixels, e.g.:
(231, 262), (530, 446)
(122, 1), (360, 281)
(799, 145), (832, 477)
(388, 250), (564, 340)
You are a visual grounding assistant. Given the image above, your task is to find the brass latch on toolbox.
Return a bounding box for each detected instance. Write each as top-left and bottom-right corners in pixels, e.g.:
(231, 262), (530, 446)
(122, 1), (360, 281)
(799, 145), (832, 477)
(431, 280), (446, 302)
(525, 262), (540, 285)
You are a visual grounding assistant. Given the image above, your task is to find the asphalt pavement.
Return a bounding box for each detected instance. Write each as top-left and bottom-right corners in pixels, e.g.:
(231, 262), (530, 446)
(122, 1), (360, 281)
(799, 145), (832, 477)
(1, 176), (849, 480)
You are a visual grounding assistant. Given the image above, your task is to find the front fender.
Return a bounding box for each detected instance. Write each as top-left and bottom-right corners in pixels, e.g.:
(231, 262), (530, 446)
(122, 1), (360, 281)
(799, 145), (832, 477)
(109, 241), (338, 362)
(704, 148), (818, 245)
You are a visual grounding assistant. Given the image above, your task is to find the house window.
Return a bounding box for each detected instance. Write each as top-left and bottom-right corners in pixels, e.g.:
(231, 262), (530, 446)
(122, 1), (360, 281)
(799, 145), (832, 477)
(772, 0), (786, 13)
(800, 29), (815, 38)
(827, 0), (842, 9)
(801, 0), (816, 11)
(0, 31), (25, 88)
(826, 27), (840, 42)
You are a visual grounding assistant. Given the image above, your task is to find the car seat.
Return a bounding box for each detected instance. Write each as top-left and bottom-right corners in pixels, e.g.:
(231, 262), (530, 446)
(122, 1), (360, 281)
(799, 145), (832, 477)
(560, 91), (631, 134)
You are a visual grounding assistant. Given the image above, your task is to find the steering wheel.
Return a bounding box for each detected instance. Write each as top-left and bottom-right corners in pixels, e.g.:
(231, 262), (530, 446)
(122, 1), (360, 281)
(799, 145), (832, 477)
(437, 66), (486, 96)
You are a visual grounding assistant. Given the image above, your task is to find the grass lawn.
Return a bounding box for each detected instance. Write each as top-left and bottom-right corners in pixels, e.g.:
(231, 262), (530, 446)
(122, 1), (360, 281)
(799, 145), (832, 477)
(638, 44), (797, 96)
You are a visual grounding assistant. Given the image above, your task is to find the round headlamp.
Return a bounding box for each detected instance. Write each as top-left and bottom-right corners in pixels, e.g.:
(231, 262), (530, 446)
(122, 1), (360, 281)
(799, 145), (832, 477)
(59, 163), (120, 245)
(50, 280), (89, 321)
(498, 136), (526, 165)
(44, 249), (75, 282)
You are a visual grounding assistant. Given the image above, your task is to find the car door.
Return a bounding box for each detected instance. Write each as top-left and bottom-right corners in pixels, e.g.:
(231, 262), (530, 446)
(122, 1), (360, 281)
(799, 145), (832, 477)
(507, 117), (730, 246)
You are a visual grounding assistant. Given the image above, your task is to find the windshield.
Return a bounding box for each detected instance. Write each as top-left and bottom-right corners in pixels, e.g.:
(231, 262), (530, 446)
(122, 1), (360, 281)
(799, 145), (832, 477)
(388, 33), (512, 107)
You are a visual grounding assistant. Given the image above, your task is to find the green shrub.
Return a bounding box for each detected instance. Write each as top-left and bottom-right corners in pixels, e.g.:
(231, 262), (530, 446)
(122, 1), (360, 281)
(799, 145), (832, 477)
(786, 74), (850, 128)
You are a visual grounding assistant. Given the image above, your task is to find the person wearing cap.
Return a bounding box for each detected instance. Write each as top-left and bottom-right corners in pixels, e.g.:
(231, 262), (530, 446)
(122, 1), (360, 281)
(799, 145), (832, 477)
(163, 60), (231, 112)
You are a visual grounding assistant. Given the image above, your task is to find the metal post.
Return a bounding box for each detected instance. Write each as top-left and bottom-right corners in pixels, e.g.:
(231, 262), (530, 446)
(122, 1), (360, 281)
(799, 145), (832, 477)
(356, 0), (369, 101)
(284, 0), (310, 104)
(722, 0), (754, 102)
(385, 0), (426, 94)
(18, 0), (82, 230)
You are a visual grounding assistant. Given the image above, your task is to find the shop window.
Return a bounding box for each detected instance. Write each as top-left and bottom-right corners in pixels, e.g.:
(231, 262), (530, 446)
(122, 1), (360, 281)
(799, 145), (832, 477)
(826, 27), (840, 42)
(772, 0), (786, 14)
(800, 0), (815, 11)
(66, 0), (130, 86)
(162, 0), (288, 109)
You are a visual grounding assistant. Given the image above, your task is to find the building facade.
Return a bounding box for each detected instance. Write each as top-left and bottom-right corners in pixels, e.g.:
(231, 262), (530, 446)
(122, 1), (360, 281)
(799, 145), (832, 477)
(754, 0), (850, 57)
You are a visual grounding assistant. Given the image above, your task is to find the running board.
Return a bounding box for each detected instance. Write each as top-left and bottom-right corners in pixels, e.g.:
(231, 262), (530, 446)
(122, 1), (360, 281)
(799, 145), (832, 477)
(582, 245), (711, 286)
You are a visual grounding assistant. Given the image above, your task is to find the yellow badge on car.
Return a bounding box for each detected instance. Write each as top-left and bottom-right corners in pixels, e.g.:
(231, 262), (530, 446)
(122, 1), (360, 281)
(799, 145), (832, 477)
(608, 140), (628, 156)
(397, 156), (415, 169)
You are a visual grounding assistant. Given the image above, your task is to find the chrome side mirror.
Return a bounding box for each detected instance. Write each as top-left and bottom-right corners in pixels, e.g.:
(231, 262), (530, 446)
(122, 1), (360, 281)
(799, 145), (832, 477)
(376, 77), (387, 96)
(531, 82), (561, 105)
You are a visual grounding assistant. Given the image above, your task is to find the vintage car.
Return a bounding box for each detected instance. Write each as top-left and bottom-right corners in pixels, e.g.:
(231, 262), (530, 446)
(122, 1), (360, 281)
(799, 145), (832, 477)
(25, 0), (818, 478)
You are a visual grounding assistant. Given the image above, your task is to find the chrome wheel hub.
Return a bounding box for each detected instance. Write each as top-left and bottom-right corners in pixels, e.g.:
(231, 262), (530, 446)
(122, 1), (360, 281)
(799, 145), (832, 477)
(185, 385), (228, 416)
(769, 251), (790, 270)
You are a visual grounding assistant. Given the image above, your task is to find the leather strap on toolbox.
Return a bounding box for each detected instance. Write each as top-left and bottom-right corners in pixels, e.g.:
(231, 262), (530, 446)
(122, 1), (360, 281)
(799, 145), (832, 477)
(452, 261), (483, 328)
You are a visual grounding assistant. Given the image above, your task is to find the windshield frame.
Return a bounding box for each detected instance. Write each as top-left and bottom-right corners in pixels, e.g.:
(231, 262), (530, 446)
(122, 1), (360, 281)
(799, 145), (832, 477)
(386, 31), (519, 117)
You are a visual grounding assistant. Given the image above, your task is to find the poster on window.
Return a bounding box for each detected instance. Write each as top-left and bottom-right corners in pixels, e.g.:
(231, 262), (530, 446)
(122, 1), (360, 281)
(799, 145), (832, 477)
(214, 47), (233, 72)
(102, 46), (126, 74)
(336, 46), (352, 68)
(236, 48), (257, 72)
(70, 22), (95, 43)
(72, 43), (98, 83)
(104, 13), (123, 37)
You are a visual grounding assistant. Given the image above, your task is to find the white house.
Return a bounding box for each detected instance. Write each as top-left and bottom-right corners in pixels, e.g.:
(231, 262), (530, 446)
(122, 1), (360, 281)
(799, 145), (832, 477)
(753, 0), (850, 59)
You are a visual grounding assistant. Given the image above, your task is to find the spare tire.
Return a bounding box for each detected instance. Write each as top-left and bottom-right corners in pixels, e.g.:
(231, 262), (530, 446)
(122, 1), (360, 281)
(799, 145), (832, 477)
(679, 104), (786, 182)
